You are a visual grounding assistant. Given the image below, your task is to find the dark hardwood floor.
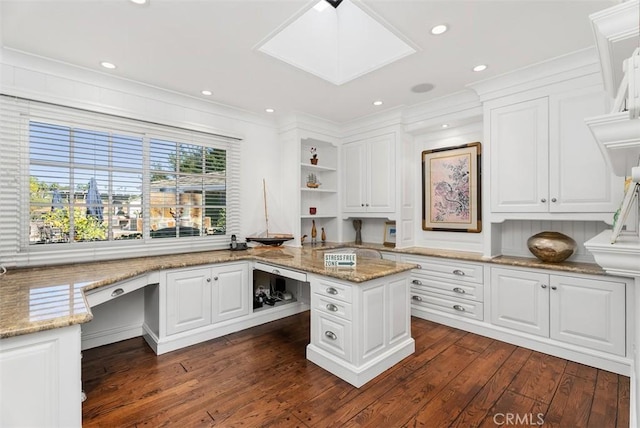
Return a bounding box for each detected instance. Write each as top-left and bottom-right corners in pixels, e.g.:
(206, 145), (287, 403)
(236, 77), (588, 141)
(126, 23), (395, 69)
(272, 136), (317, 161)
(82, 312), (629, 427)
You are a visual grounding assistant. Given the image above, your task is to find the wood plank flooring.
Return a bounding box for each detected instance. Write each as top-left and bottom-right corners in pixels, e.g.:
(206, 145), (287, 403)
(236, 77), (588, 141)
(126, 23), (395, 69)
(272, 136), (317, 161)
(82, 312), (629, 427)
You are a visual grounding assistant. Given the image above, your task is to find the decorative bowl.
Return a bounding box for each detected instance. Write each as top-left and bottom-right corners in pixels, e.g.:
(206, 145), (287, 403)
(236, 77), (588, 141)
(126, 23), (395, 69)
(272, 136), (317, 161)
(527, 231), (577, 263)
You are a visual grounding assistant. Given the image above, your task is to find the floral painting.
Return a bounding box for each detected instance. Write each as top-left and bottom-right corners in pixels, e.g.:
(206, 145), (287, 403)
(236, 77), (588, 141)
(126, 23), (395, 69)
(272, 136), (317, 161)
(422, 142), (481, 232)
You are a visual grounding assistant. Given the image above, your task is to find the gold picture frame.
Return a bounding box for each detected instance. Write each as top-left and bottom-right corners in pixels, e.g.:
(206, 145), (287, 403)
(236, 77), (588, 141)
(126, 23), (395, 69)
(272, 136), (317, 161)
(422, 142), (481, 232)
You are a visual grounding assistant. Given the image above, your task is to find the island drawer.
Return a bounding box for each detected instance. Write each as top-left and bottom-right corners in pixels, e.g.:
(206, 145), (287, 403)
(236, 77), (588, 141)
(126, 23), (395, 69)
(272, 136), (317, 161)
(401, 256), (483, 284)
(410, 276), (483, 302)
(410, 289), (483, 321)
(253, 262), (307, 282)
(311, 311), (352, 362)
(313, 294), (352, 321)
(312, 278), (352, 303)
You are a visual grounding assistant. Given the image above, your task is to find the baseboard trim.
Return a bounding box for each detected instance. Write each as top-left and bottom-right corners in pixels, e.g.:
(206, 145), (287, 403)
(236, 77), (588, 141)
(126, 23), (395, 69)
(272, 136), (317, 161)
(81, 325), (144, 350)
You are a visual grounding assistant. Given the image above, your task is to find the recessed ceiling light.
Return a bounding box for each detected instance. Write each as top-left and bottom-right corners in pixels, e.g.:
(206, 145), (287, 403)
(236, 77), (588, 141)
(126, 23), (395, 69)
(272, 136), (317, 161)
(431, 24), (448, 35)
(100, 61), (116, 69)
(201, 90), (212, 96)
(130, 0), (148, 4)
(265, 108), (275, 113)
(442, 124), (449, 128)
(473, 64), (488, 72)
(373, 100), (383, 106)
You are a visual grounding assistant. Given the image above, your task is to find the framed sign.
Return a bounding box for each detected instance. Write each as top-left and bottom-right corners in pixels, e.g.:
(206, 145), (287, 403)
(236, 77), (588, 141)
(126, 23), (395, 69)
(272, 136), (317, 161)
(383, 221), (396, 247)
(422, 142), (481, 232)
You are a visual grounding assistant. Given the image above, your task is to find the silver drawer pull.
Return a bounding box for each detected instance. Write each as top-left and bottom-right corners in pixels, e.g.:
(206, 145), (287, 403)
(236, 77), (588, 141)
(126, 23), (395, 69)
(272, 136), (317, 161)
(452, 269), (465, 276)
(326, 303), (338, 312)
(412, 295), (423, 302)
(272, 269), (281, 275)
(326, 287), (338, 295)
(111, 288), (124, 297)
(412, 279), (423, 285)
(453, 287), (466, 294)
(453, 304), (466, 312)
(416, 265), (422, 269)
(324, 331), (337, 340)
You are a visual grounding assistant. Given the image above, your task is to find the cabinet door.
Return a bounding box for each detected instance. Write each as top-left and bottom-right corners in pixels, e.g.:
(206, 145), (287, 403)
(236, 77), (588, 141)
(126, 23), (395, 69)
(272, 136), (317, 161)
(366, 133), (395, 213)
(549, 86), (623, 212)
(550, 276), (625, 356)
(343, 141), (366, 212)
(490, 267), (549, 337)
(490, 98), (549, 212)
(212, 263), (249, 323)
(165, 268), (212, 335)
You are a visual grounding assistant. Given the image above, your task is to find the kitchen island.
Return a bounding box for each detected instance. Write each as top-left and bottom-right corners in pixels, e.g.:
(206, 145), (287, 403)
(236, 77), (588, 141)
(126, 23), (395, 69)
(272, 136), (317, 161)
(0, 245), (416, 427)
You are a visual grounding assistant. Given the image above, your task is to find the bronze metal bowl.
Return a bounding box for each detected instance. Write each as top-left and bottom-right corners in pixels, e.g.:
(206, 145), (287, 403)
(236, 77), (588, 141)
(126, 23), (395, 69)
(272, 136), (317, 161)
(527, 231), (577, 263)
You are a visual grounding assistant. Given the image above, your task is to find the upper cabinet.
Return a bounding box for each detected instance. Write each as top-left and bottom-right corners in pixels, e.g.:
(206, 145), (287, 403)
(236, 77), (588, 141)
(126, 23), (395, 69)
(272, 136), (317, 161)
(342, 133), (396, 215)
(490, 85), (623, 220)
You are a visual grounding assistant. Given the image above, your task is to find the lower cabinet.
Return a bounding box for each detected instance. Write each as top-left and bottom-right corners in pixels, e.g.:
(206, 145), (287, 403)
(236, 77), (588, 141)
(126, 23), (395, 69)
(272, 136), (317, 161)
(490, 266), (626, 356)
(0, 325), (82, 428)
(307, 272), (414, 387)
(401, 255), (485, 321)
(165, 262), (249, 335)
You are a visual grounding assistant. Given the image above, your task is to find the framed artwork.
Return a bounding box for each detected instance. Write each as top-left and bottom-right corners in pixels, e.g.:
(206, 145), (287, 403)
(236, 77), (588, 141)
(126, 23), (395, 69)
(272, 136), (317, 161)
(383, 221), (396, 247)
(422, 142), (481, 232)
(611, 181), (639, 244)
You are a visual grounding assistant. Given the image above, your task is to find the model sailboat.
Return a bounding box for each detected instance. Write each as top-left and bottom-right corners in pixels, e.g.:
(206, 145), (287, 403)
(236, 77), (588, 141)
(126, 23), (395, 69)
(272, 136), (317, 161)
(246, 179), (294, 246)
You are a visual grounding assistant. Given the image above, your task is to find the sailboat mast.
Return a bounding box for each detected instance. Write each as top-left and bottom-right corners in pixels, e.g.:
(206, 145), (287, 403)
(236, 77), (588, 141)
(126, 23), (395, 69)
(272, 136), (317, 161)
(263, 178), (270, 237)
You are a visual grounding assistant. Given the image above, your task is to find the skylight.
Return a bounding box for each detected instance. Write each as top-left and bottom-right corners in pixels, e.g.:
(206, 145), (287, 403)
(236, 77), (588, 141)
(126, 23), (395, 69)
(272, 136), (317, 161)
(256, 0), (417, 85)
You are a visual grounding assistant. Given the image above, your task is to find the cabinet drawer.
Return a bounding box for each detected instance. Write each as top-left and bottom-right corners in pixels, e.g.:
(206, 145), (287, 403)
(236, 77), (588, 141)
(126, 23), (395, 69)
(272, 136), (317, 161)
(253, 262), (307, 282)
(313, 294), (352, 320)
(312, 279), (352, 303)
(401, 256), (483, 284)
(312, 311), (352, 361)
(85, 274), (151, 307)
(410, 276), (483, 302)
(411, 289), (484, 321)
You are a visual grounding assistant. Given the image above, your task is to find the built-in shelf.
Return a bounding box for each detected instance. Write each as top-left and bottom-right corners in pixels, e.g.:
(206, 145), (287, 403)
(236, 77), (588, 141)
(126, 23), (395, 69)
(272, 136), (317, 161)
(301, 188), (337, 193)
(585, 112), (640, 176)
(301, 163), (337, 172)
(301, 214), (337, 219)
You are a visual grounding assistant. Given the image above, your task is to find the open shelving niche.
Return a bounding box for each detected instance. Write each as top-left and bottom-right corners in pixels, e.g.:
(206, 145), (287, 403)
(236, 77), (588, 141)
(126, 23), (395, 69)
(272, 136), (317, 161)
(300, 138), (338, 244)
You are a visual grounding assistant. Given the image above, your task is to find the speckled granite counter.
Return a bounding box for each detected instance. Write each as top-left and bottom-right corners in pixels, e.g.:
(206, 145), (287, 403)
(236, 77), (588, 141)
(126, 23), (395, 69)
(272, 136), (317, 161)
(0, 243), (608, 339)
(0, 246), (415, 339)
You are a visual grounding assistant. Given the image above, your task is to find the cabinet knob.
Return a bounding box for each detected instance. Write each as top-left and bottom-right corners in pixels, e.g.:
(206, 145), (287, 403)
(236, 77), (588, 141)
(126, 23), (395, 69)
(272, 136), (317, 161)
(415, 264), (422, 270)
(412, 279), (423, 285)
(366, 203), (369, 207)
(324, 331), (337, 340)
(361, 203), (365, 207)
(541, 198), (547, 203)
(453, 287), (466, 294)
(541, 284), (547, 288)
(412, 295), (423, 302)
(206, 278), (211, 282)
(326, 287), (338, 295)
(452, 269), (465, 276)
(453, 305), (466, 312)
(214, 276), (219, 281)
(111, 288), (124, 297)
(326, 303), (338, 312)
(551, 198), (557, 203)
(551, 286), (557, 290)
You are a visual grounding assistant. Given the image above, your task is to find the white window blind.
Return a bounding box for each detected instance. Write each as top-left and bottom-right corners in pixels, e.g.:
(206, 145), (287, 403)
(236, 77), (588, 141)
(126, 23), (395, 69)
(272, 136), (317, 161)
(0, 95), (241, 267)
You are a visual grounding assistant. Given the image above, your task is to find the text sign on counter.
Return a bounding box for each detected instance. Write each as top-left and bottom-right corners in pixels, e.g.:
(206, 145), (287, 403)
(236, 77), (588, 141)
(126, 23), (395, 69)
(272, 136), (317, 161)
(324, 253), (357, 268)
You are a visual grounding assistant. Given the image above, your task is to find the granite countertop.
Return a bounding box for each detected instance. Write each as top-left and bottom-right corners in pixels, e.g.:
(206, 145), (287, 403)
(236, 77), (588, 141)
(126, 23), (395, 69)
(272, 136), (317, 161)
(0, 246), (415, 339)
(0, 243), (606, 339)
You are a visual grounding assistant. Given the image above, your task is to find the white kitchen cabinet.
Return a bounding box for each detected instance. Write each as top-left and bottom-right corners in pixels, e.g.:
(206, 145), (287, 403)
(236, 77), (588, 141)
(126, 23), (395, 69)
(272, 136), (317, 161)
(490, 86), (621, 216)
(0, 325), (82, 428)
(490, 266), (626, 356)
(307, 271), (414, 387)
(165, 267), (212, 335)
(343, 133), (395, 214)
(163, 262), (249, 336)
(403, 255), (485, 321)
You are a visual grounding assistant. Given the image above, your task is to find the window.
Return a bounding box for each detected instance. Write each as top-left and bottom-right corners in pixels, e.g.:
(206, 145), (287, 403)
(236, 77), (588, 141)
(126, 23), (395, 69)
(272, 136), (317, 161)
(1, 95), (240, 264)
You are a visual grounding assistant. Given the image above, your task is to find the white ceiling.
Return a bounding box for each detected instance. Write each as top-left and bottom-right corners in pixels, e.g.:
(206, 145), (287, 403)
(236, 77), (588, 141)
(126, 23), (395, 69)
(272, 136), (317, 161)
(0, 0), (619, 123)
